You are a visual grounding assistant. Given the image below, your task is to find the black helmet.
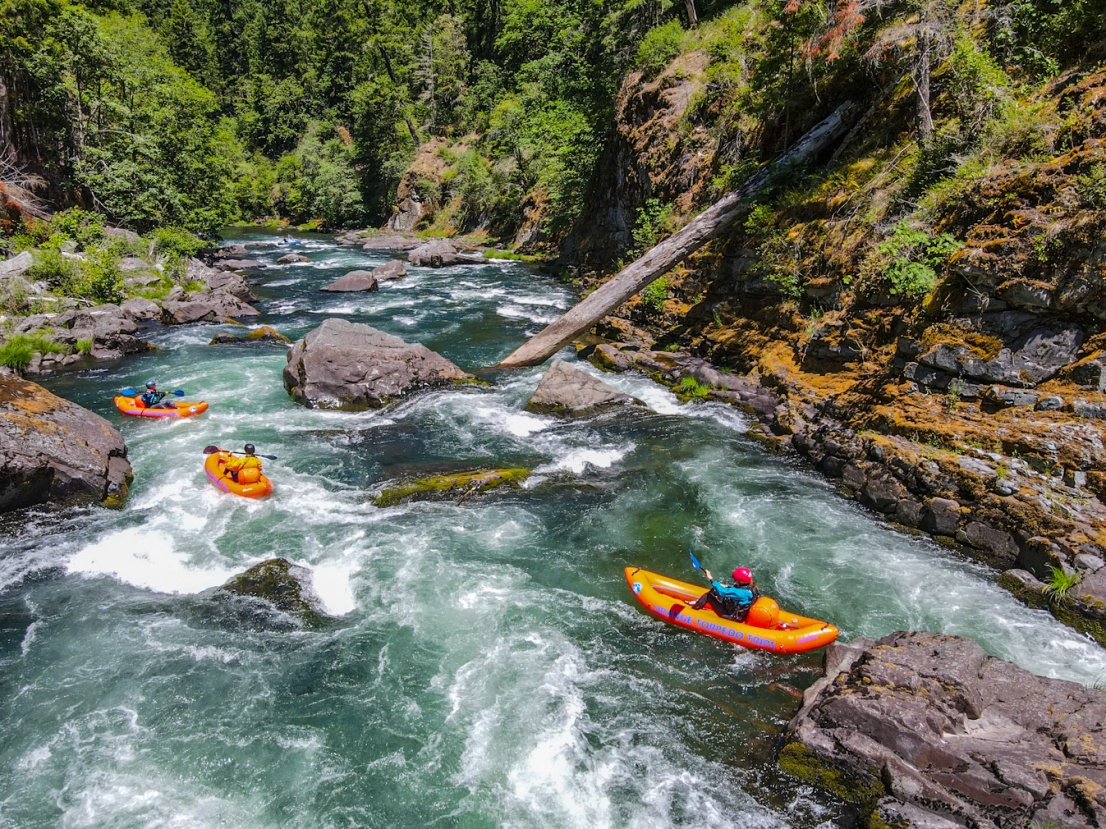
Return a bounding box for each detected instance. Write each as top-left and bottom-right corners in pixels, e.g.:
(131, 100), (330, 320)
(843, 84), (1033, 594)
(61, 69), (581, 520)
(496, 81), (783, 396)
(244, 443), (255, 454)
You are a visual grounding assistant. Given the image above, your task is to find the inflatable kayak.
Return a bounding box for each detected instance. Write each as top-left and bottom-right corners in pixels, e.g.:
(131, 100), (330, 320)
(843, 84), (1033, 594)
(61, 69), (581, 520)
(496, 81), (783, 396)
(114, 395), (208, 418)
(625, 567), (838, 654)
(204, 451), (273, 498)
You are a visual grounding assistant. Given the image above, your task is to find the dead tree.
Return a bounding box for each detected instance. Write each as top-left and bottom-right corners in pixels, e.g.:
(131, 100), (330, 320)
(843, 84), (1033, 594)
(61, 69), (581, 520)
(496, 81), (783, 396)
(495, 101), (858, 369)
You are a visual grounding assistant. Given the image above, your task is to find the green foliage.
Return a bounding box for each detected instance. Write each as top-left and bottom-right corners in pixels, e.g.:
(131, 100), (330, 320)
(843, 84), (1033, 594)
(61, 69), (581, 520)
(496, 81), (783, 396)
(877, 221), (963, 298)
(1044, 566), (1081, 605)
(991, 0), (1106, 77)
(276, 123), (364, 228)
(71, 247), (124, 303)
(151, 227), (204, 261)
(25, 247), (77, 288)
(676, 376), (710, 399)
(635, 20), (683, 79)
(0, 333), (70, 373)
(632, 198), (674, 256)
(75, 337), (94, 354)
(640, 277), (668, 313)
(50, 208), (106, 250)
(1076, 164), (1106, 210)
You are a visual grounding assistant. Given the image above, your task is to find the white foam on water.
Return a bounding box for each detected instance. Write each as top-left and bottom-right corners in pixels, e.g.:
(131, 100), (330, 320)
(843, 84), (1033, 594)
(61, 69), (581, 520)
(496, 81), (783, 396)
(535, 447), (629, 476)
(495, 303), (559, 323)
(66, 528), (236, 595)
(311, 560), (357, 616)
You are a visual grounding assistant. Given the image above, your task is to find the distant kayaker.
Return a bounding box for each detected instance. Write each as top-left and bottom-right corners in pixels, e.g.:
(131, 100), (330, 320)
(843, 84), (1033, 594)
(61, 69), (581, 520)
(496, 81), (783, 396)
(691, 566), (759, 621)
(224, 444), (263, 484)
(140, 379), (174, 409)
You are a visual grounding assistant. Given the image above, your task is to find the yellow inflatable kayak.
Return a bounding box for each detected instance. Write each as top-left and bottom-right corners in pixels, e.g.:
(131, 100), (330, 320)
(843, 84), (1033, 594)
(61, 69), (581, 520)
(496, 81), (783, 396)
(204, 451), (273, 498)
(625, 567), (838, 654)
(114, 395), (209, 418)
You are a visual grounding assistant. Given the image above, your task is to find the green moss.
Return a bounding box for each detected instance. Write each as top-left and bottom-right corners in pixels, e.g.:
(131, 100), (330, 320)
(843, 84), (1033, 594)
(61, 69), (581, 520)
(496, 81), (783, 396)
(375, 468), (530, 507)
(778, 742), (887, 808)
(220, 558), (326, 628)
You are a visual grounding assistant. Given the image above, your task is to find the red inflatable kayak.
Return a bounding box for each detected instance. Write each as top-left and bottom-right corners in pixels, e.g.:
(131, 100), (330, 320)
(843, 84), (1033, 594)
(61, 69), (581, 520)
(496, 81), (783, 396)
(204, 451), (273, 498)
(114, 395), (209, 418)
(625, 567), (838, 654)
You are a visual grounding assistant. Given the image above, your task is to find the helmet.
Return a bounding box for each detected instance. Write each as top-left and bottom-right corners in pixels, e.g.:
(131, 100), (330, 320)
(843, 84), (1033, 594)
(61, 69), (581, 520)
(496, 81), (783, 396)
(244, 443), (255, 454)
(145, 379), (157, 389)
(732, 567), (752, 584)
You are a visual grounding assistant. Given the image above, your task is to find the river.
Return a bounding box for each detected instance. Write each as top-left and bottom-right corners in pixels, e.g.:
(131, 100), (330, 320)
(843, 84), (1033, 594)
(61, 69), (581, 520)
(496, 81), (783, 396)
(2, 229), (1104, 828)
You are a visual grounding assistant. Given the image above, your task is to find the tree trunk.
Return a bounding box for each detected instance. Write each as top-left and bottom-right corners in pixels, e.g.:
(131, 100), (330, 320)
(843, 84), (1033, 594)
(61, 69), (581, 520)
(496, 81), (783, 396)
(494, 102), (858, 370)
(684, 0), (698, 27)
(913, 30), (934, 142)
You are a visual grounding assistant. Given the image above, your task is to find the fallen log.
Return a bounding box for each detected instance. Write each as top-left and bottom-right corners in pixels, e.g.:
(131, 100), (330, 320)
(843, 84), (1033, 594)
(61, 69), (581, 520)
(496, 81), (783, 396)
(496, 101), (858, 369)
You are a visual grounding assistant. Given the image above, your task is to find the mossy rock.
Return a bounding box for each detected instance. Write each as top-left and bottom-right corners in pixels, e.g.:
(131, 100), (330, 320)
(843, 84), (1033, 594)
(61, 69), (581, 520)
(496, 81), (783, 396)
(217, 557), (326, 628)
(374, 468), (530, 507)
(778, 741), (887, 813)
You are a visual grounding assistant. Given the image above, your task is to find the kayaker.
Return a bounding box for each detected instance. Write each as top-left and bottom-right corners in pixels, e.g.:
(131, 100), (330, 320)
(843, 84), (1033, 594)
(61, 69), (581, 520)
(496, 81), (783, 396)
(690, 566), (760, 621)
(224, 444), (263, 483)
(140, 380), (174, 409)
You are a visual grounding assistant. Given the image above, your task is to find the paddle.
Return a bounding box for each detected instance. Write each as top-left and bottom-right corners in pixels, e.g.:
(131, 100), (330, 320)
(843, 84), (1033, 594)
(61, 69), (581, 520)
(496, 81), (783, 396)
(202, 445), (279, 461)
(690, 549), (713, 583)
(120, 387), (186, 397)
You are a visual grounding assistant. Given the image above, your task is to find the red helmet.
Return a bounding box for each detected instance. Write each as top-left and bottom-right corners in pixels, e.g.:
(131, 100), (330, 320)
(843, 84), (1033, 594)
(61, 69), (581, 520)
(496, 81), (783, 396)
(732, 567), (752, 584)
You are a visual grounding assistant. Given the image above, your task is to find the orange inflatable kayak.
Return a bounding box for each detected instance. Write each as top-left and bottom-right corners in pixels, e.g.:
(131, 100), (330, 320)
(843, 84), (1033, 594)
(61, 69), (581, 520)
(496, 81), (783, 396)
(625, 567), (838, 654)
(204, 451), (273, 498)
(114, 395), (209, 418)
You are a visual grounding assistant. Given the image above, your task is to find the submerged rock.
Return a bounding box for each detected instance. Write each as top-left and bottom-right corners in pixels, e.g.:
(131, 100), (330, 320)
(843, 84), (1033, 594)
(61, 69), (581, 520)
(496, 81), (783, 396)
(374, 468), (530, 507)
(0, 369), (132, 512)
(283, 318), (474, 409)
(215, 557), (326, 629)
(525, 359), (644, 417)
(781, 631), (1106, 828)
(210, 325), (291, 345)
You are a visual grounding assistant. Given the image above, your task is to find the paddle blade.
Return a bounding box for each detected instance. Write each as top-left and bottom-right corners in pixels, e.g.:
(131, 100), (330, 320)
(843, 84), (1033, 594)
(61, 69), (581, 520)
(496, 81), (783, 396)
(258, 454), (278, 460)
(690, 551), (702, 571)
(172, 390), (185, 396)
(120, 387), (137, 396)
(202, 445), (222, 454)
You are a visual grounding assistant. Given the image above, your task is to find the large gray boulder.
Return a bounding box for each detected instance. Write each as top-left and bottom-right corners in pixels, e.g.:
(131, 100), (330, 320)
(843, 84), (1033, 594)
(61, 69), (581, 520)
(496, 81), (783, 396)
(214, 558), (326, 630)
(525, 359), (644, 417)
(187, 258), (256, 302)
(0, 250), (34, 279)
(321, 270), (378, 293)
(161, 290), (260, 324)
(407, 240), (485, 267)
(782, 631), (1106, 828)
(0, 369), (132, 512)
(283, 318), (473, 409)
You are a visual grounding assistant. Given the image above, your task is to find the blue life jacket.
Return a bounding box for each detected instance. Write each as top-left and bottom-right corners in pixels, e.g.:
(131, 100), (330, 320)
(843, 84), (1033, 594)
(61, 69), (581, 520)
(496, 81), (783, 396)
(710, 581), (756, 609)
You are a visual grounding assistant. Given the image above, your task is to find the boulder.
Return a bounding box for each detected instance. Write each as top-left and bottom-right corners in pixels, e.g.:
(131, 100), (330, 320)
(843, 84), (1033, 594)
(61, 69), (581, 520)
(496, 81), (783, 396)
(374, 468), (530, 507)
(0, 250), (34, 279)
(215, 258), (266, 272)
(372, 260), (407, 281)
(283, 318), (473, 409)
(782, 631), (1106, 829)
(321, 270), (378, 293)
(215, 558), (326, 629)
(524, 359), (644, 417)
(161, 291), (260, 324)
(0, 369), (132, 512)
(188, 258), (256, 302)
(120, 297), (161, 321)
(407, 239), (485, 267)
(360, 235), (421, 251)
(277, 253), (311, 264)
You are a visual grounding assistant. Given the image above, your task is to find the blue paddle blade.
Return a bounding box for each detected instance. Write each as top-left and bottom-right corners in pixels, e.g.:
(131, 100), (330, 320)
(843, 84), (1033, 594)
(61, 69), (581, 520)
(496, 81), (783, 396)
(120, 387), (137, 396)
(690, 551), (702, 570)
(171, 390), (185, 396)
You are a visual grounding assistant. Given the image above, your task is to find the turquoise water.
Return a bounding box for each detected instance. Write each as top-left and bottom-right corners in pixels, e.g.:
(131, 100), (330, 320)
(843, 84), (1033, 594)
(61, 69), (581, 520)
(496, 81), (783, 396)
(2, 230), (1105, 828)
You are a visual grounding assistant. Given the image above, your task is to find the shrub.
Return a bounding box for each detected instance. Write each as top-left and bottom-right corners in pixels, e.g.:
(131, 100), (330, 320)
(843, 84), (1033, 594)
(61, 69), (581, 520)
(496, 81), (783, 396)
(878, 221), (963, 298)
(71, 248), (124, 303)
(1076, 163), (1106, 209)
(50, 208), (106, 250)
(25, 247), (77, 288)
(150, 227), (204, 260)
(677, 376), (710, 399)
(636, 20), (684, 79)
(640, 277), (669, 313)
(632, 198), (674, 257)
